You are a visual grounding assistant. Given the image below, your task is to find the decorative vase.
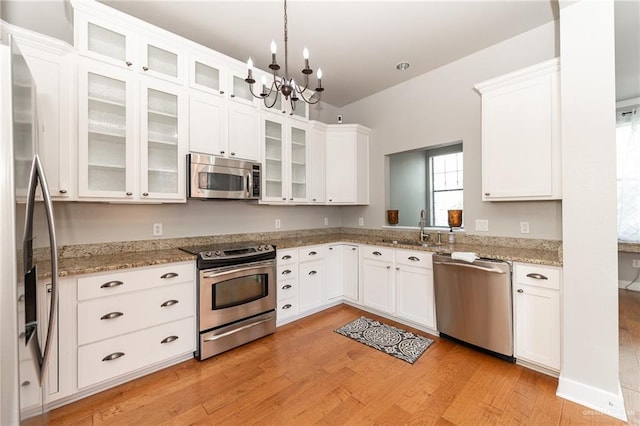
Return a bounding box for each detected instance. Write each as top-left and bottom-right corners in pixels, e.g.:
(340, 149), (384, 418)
(387, 210), (399, 225)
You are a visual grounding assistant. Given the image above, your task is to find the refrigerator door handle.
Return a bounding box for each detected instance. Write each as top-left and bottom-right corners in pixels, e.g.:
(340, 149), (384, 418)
(23, 154), (58, 385)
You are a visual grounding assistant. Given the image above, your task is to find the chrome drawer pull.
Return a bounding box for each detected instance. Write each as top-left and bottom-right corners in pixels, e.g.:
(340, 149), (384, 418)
(21, 381), (30, 387)
(100, 312), (124, 320)
(281, 255), (292, 260)
(408, 256), (420, 262)
(282, 284), (292, 290)
(161, 299), (179, 308)
(160, 272), (179, 279)
(161, 336), (179, 344)
(308, 270), (317, 276)
(282, 269), (292, 275)
(526, 273), (548, 280)
(102, 352), (125, 362)
(308, 251), (317, 256)
(282, 304), (292, 310)
(100, 280), (123, 289)
(373, 251), (382, 256)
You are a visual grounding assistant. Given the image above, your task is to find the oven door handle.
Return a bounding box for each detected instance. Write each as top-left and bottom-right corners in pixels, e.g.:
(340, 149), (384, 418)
(201, 263), (272, 279)
(203, 317), (273, 342)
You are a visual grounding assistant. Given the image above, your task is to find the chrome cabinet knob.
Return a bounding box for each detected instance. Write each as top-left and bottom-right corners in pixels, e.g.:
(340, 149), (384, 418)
(59, 189), (67, 194)
(517, 289), (524, 293)
(142, 66), (149, 71)
(143, 192), (149, 196)
(126, 192), (133, 196)
(125, 61), (132, 67)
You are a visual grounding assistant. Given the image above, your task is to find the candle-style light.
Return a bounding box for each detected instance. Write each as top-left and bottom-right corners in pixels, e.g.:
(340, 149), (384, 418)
(245, 0), (325, 112)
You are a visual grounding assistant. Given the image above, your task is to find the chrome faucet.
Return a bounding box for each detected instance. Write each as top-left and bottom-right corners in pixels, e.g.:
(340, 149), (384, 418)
(419, 209), (430, 243)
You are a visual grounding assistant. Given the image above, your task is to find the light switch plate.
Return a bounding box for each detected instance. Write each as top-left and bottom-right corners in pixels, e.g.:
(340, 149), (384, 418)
(475, 219), (489, 232)
(275, 219), (281, 229)
(358, 217), (364, 226)
(152, 223), (163, 237)
(324, 217), (329, 226)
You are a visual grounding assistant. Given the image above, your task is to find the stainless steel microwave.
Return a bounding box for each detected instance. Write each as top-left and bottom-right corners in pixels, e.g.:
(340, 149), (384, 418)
(188, 153), (261, 200)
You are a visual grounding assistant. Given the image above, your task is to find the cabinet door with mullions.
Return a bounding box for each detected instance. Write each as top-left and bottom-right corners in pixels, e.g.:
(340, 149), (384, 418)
(78, 61), (136, 199)
(140, 80), (187, 200)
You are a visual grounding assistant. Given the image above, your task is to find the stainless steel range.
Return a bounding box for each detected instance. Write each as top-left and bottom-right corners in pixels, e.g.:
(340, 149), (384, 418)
(180, 243), (276, 360)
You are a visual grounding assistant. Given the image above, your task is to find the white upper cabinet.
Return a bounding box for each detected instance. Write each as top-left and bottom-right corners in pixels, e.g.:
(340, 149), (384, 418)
(325, 124), (370, 204)
(189, 53), (226, 97)
(261, 116), (309, 203)
(78, 58), (187, 202)
(227, 63), (258, 107)
(227, 101), (260, 161)
(13, 31), (75, 200)
(308, 121), (327, 204)
(475, 59), (561, 201)
(74, 1), (186, 84)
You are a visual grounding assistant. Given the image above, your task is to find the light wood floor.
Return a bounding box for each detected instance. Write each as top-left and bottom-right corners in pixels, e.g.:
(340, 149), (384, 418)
(620, 289), (640, 425)
(49, 303), (631, 425)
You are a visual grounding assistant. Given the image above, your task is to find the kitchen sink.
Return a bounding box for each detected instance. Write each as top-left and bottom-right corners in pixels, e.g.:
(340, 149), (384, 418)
(380, 239), (432, 248)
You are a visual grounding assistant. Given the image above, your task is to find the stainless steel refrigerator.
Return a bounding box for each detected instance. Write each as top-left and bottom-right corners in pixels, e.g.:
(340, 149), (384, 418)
(0, 35), (59, 424)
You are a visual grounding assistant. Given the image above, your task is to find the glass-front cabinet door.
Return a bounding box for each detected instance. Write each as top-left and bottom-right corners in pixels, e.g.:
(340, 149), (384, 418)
(78, 60), (135, 199)
(141, 40), (184, 84)
(288, 123), (308, 202)
(190, 54), (226, 96)
(77, 16), (136, 70)
(140, 80), (186, 200)
(262, 117), (285, 202)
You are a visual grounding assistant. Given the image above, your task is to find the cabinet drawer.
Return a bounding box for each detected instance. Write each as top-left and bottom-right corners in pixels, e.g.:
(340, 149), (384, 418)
(77, 282), (194, 346)
(277, 249), (298, 265)
(277, 279), (297, 302)
(277, 264), (298, 280)
(361, 245), (394, 262)
(277, 298), (298, 321)
(298, 245), (327, 262)
(395, 249), (432, 268)
(77, 262), (195, 301)
(515, 263), (560, 290)
(78, 316), (195, 389)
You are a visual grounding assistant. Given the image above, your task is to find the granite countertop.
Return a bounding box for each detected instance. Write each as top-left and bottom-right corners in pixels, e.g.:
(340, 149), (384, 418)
(43, 228), (562, 279)
(271, 234), (561, 266)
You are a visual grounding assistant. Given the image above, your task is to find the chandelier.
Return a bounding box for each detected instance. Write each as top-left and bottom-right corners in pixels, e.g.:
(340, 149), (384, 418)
(244, 0), (324, 111)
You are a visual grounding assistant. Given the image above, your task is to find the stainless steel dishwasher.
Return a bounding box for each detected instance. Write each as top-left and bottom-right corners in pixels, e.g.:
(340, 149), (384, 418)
(433, 254), (514, 362)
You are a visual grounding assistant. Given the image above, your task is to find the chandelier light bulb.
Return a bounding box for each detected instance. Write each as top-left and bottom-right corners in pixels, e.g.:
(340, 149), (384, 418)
(261, 75), (267, 85)
(247, 57), (253, 71)
(317, 68), (323, 79)
(270, 41), (277, 54)
(303, 47), (309, 59)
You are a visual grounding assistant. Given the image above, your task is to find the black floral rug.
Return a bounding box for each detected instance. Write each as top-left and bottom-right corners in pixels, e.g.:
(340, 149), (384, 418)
(334, 316), (434, 364)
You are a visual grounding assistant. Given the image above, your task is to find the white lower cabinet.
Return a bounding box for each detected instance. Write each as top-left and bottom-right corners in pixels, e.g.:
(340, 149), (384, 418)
(299, 261), (325, 312)
(276, 248), (299, 322)
(78, 316), (195, 389)
(394, 250), (435, 329)
(513, 262), (561, 372)
(361, 246), (395, 315)
(75, 262), (196, 390)
(326, 244), (359, 302)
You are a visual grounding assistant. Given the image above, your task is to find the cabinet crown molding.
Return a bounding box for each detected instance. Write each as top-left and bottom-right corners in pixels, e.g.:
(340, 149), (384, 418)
(474, 57), (560, 94)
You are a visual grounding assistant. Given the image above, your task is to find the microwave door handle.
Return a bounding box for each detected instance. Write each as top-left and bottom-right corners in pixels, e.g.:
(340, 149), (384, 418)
(246, 172), (251, 198)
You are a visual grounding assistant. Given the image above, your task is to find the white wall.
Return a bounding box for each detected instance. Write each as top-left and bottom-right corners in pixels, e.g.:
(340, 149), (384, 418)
(556, 0), (624, 420)
(337, 21), (562, 239)
(28, 201), (343, 247)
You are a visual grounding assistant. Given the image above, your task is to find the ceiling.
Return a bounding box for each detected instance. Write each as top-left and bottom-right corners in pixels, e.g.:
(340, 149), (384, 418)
(98, 1), (637, 108)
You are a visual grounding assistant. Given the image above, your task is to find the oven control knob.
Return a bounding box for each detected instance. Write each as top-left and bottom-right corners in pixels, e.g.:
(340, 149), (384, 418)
(205, 251), (212, 258)
(215, 250), (222, 256)
(257, 245), (263, 251)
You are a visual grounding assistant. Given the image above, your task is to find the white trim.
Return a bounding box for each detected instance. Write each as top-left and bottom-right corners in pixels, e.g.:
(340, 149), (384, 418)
(616, 97), (640, 109)
(618, 279), (640, 292)
(556, 376), (628, 422)
(0, 20), (74, 54)
(474, 57), (560, 93)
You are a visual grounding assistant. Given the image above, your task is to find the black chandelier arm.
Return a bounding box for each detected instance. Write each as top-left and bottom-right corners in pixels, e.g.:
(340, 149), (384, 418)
(296, 87), (322, 105)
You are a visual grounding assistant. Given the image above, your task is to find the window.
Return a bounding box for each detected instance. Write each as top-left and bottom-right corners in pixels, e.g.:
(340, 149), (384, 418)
(617, 108), (640, 242)
(427, 144), (463, 227)
(387, 142), (463, 227)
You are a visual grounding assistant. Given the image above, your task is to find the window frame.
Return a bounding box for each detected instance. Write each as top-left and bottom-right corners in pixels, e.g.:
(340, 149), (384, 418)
(426, 143), (463, 228)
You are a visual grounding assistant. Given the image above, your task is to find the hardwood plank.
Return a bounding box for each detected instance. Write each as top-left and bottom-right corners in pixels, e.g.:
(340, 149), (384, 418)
(49, 304), (625, 425)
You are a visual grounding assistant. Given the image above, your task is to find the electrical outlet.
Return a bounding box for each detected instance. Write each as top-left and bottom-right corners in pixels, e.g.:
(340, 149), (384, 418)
(520, 222), (530, 234)
(633, 259), (640, 268)
(358, 217), (364, 226)
(152, 223), (163, 237)
(324, 217), (329, 226)
(475, 219), (489, 232)
(275, 219), (281, 229)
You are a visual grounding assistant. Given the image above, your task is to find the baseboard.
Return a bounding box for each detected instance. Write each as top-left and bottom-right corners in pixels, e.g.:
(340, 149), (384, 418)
(618, 279), (640, 291)
(556, 376), (628, 422)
